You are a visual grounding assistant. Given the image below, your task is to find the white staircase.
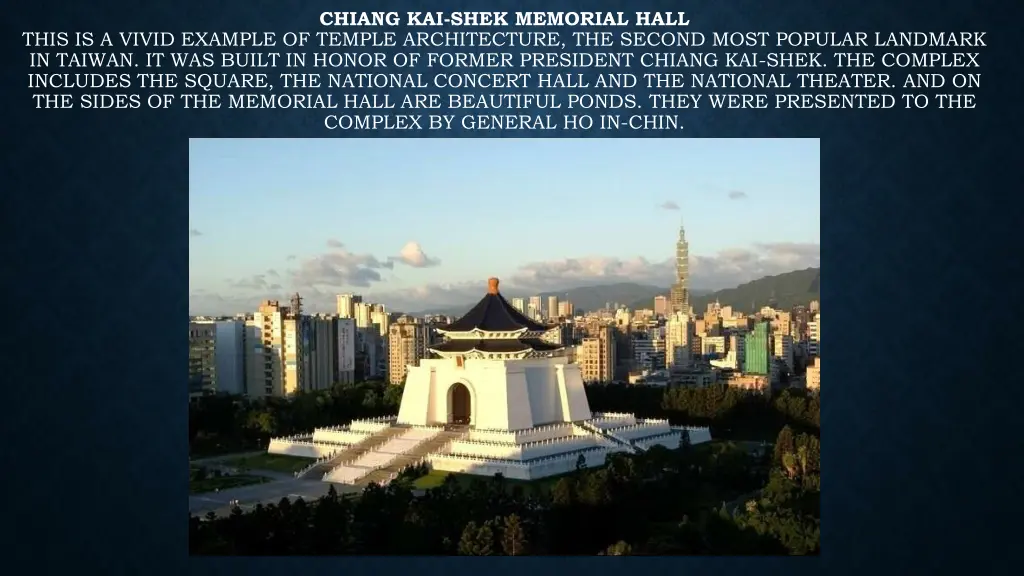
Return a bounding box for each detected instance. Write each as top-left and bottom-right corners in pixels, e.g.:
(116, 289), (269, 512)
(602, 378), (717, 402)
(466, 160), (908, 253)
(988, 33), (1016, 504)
(323, 426), (457, 485)
(578, 420), (645, 454)
(318, 427), (406, 482)
(360, 427), (469, 486)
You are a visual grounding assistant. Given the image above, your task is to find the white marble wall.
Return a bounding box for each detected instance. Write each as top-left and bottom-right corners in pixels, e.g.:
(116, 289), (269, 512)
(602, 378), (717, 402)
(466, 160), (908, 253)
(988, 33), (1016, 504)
(467, 422), (575, 445)
(349, 417), (396, 433)
(311, 428), (369, 445)
(429, 449), (609, 480)
(267, 439), (336, 459)
(448, 435), (601, 460)
(398, 358), (592, 430)
(683, 426), (713, 444)
(606, 421), (673, 440)
(635, 432), (683, 450)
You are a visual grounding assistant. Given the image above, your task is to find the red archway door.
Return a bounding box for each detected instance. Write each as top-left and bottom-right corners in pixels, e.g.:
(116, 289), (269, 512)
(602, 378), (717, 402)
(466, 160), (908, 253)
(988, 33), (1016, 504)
(450, 383), (471, 425)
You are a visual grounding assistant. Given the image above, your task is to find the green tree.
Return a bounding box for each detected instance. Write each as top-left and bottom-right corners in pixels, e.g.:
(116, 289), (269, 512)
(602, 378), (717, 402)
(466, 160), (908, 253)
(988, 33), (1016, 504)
(383, 383), (404, 409)
(781, 453), (799, 479)
(500, 514), (528, 556)
(773, 425), (796, 466)
(458, 521), (495, 555)
(247, 410), (276, 435)
(362, 390), (380, 409)
(603, 541), (632, 555)
(551, 477), (576, 506)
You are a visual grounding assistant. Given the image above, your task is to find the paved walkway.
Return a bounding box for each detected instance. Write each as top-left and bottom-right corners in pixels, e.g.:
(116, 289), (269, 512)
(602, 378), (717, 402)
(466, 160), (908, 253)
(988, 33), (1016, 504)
(202, 464), (297, 482)
(190, 451), (265, 466)
(189, 477), (363, 517)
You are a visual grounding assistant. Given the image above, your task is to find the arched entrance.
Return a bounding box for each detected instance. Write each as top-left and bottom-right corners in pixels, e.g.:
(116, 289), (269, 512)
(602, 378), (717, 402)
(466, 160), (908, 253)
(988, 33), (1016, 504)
(449, 383), (471, 426)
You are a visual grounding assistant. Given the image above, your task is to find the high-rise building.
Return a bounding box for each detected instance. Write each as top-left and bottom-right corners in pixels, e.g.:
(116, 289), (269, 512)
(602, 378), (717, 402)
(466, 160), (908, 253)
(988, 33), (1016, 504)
(388, 316), (429, 385)
(773, 333), (794, 373)
(701, 335), (727, 356)
(188, 322), (216, 397)
(770, 311), (792, 338)
(743, 322), (771, 375)
(557, 300), (574, 317)
(336, 293), (362, 318)
(354, 301), (374, 329)
(511, 297), (526, 314)
(356, 327), (382, 380)
(808, 313), (820, 357)
(653, 295), (668, 316)
(245, 300), (303, 397)
(371, 309), (390, 337)
(806, 357), (820, 390)
(528, 296), (542, 320)
(577, 324), (615, 383)
(665, 311), (692, 371)
(197, 317), (247, 393)
(335, 317), (357, 385)
(304, 315), (336, 391)
(547, 295), (559, 319)
(631, 332), (664, 371)
(669, 224), (690, 315)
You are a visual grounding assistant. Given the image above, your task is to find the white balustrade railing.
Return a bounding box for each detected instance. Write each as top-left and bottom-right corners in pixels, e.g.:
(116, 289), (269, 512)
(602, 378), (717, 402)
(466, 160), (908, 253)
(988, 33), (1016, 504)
(407, 424), (446, 431)
(453, 433), (588, 448)
(352, 415), (397, 424)
(470, 422), (575, 442)
(293, 449), (342, 477)
(593, 411), (634, 419)
(314, 424), (349, 432)
(638, 417), (670, 425)
(271, 438), (350, 449)
(673, 426), (711, 433)
(602, 421), (672, 435)
(448, 434), (601, 460)
(269, 433), (313, 442)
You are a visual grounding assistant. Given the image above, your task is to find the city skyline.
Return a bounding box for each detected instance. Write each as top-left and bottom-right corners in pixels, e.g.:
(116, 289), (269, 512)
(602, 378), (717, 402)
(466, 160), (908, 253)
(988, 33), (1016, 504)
(189, 138), (820, 315)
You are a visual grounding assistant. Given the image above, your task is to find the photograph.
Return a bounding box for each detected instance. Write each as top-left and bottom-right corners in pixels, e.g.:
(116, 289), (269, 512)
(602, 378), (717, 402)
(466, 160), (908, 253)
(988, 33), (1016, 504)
(188, 138), (821, 555)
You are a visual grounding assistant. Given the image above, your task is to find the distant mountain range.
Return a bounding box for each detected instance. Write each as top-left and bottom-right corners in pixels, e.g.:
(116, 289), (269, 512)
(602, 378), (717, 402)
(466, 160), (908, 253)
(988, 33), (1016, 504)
(628, 267), (821, 313)
(416, 268), (820, 317)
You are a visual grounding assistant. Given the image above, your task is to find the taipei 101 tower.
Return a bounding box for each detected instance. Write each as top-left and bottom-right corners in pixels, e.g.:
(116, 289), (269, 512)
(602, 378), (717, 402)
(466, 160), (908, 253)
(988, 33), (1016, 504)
(669, 223), (690, 315)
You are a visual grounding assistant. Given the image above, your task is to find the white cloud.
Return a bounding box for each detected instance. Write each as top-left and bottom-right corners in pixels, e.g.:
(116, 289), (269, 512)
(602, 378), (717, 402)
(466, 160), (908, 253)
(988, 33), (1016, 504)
(658, 201), (680, 210)
(289, 240), (394, 289)
(510, 256), (671, 289)
(226, 274), (282, 292)
(389, 241), (441, 268)
(286, 239), (441, 291)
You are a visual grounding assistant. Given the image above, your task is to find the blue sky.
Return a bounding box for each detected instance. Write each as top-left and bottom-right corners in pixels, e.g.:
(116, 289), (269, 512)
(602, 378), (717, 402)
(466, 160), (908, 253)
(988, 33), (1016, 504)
(189, 138), (820, 314)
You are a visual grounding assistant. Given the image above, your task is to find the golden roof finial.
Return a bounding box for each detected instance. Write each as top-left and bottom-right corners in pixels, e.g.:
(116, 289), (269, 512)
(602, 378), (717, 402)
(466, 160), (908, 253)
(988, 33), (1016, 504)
(487, 277), (500, 295)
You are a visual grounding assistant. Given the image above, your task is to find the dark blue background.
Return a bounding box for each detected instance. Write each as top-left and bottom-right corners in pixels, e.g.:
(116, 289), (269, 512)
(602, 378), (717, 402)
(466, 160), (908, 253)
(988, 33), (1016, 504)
(2, 0), (1020, 571)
